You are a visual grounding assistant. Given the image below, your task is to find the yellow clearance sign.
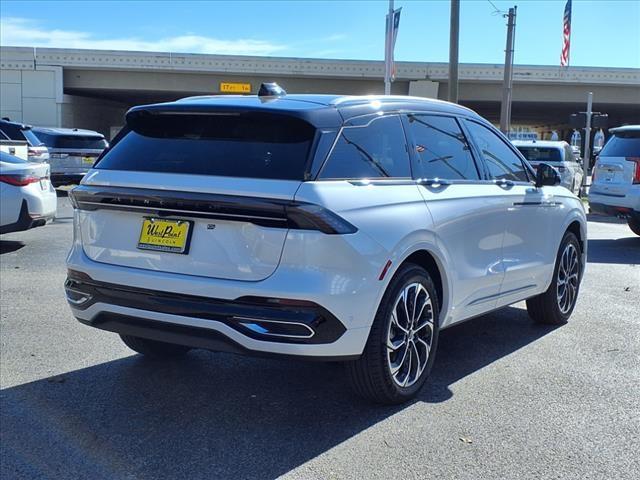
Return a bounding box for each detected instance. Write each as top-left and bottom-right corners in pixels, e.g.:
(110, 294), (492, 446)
(220, 82), (251, 93)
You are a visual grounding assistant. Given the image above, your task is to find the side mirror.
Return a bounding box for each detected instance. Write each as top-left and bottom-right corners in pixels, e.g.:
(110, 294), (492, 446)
(535, 163), (561, 188)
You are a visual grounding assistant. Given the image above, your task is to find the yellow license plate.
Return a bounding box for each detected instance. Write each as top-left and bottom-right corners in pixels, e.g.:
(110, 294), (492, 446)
(82, 156), (95, 165)
(138, 218), (192, 254)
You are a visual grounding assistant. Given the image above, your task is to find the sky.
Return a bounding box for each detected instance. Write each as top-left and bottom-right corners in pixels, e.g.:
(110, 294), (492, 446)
(1, 0), (639, 68)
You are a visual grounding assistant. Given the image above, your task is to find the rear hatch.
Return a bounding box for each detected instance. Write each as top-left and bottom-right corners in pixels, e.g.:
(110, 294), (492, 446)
(35, 133), (107, 175)
(71, 109), (319, 281)
(592, 130), (640, 196)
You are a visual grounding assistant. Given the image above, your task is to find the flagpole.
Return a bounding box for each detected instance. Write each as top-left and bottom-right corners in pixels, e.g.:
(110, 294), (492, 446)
(384, 0), (394, 95)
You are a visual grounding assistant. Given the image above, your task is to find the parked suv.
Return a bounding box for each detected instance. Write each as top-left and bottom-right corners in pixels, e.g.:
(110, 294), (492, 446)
(65, 89), (587, 404)
(589, 125), (640, 236)
(32, 127), (108, 186)
(513, 140), (584, 195)
(0, 118), (49, 163)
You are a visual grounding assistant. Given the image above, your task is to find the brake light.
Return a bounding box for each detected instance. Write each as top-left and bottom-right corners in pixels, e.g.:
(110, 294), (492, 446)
(0, 174), (41, 186)
(627, 157), (640, 184)
(28, 147), (43, 155)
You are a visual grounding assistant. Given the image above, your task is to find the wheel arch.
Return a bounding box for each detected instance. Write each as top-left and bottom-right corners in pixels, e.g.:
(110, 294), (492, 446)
(385, 246), (451, 325)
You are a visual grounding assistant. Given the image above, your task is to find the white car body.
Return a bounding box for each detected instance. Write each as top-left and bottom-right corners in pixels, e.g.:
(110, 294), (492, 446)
(513, 140), (584, 195)
(67, 95), (586, 359)
(589, 125), (640, 229)
(0, 152), (57, 234)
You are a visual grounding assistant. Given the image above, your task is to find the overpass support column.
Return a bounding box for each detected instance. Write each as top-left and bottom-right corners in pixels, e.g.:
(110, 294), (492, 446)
(408, 80), (439, 99)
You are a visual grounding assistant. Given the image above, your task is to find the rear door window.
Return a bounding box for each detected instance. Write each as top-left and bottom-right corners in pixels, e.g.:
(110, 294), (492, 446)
(95, 112), (316, 180)
(319, 115), (411, 179)
(405, 114), (479, 180)
(600, 131), (640, 157)
(464, 120), (530, 182)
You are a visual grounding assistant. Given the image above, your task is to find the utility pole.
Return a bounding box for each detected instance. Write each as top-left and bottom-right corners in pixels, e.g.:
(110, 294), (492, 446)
(582, 91), (593, 191)
(499, 6), (517, 134)
(384, 0), (394, 95)
(448, 0), (460, 103)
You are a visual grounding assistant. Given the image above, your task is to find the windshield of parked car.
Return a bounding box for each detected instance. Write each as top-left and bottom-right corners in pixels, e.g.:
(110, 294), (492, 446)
(516, 146), (563, 163)
(600, 131), (640, 157)
(34, 132), (108, 150)
(95, 111), (316, 180)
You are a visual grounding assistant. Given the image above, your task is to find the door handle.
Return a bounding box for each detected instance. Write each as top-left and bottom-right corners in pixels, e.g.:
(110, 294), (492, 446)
(494, 179), (514, 188)
(418, 178), (452, 187)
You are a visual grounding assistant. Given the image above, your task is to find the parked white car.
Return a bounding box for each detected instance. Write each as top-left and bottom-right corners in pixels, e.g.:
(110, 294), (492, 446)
(589, 125), (640, 235)
(0, 151), (57, 234)
(513, 140), (584, 195)
(65, 89), (587, 404)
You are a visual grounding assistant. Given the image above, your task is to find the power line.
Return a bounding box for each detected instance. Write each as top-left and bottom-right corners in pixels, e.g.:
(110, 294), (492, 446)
(487, 0), (505, 15)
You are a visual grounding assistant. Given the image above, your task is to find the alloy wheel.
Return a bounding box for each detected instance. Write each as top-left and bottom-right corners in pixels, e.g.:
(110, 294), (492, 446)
(386, 282), (434, 388)
(556, 243), (579, 314)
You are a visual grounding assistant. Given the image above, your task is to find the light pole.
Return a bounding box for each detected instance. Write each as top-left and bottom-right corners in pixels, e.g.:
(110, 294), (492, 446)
(449, 0), (460, 103)
(499, 6), (517, 134)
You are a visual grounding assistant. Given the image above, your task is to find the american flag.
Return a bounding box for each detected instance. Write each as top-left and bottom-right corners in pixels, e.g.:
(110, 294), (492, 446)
(560, 0), (572, 67)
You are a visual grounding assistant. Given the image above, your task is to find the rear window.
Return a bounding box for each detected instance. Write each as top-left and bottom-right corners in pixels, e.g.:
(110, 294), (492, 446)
(96, 112), (316, 180)
(600, 131), (640, 157)
(516, 147), (562, 163)
(34, 132), (107, 150)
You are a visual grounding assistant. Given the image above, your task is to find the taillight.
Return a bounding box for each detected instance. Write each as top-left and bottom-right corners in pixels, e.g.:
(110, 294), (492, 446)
(0, 174), (41, 187)
(627, 157), (640, 184)
(592, 156), (599, 182)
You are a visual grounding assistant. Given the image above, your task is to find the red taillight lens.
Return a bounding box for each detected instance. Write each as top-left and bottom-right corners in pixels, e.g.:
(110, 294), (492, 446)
(0, 174), (40, 186)
(627, 157), (640, 184)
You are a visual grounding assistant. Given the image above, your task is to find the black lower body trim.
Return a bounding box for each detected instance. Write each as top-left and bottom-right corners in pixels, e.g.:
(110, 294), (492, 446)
(65, 270), (346, 345)
(51, 174), (85, 187)
(590, 202), (639, 219)
(0, 201), (49, 235)
(80, 312), (357, 362)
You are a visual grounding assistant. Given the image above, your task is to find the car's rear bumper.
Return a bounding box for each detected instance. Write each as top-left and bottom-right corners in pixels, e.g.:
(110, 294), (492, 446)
(64, 264), (371, 359)
(589, 188), (640, 218)
(0, 200), (55, 234)
(589, 202), (640, 220)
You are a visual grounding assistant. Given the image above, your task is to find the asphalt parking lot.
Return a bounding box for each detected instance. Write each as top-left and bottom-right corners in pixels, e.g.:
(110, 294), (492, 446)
(1, 194), (639, 480)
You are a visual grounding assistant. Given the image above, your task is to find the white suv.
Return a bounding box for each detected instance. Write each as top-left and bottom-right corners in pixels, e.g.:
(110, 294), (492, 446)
(65, 89), (587, 404)
(589, 125), (640, 235)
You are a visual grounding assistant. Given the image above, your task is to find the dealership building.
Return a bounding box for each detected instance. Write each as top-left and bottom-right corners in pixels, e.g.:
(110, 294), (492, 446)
(1, 46), (638, 139)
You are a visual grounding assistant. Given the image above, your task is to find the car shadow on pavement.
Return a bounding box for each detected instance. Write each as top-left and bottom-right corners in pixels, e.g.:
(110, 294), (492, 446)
(0, 240), (25, 254)
(588, 237), (640, 264)
(0, 306), (556, 480)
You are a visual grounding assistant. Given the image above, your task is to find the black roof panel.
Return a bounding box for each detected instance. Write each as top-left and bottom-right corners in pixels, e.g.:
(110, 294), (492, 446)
(127, 94), (483, 128)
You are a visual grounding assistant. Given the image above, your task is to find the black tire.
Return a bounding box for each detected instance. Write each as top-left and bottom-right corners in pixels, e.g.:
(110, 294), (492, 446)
(346, 263), (440, 404)
(527, 231), (582, 325)
(628, 217), (640, 236)
(120, 334), (192, 359)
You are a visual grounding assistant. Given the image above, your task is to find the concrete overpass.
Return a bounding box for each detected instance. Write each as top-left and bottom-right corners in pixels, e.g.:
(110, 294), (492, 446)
(1, 46), (638, 139)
